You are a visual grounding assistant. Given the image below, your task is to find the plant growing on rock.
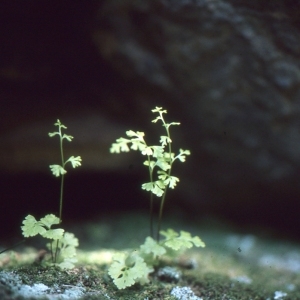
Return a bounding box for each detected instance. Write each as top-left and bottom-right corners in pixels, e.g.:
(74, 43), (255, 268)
(21, 120), (81, 269)
(109, 107), (205, 289)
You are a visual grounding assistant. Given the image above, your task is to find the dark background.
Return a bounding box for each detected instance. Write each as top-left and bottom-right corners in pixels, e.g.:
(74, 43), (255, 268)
(1, 0), (300, 243)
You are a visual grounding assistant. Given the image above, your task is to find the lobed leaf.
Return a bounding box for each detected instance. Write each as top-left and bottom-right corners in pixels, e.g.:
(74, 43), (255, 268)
(109, 253), (152, 289)
(42, 228), (64, 240)
(176, 149), (191, 162)
(110, 138), (131, 153)
(48, 132), (59, 137)
(21, 215), (46, 237)
(62, 134), (74, 142)
(140, 237), (166, 257)
(141, 146), (153, 156)
(58, 257), (78, 269)
(40, 214), (60, 228)
(49, 165), (67, 177)
(160, 135), (172, 146)
(160, 229), (205, 251)
(66, 156), (82, 168)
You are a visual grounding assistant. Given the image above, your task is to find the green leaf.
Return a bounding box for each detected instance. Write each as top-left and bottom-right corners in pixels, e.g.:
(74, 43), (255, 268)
(108, 252), (153, 289)
(54, 119), (66, 128)
(157, 172), (179, 189)
(62, 134), (74, 142)
(39, 214), (60, 229)
(140, 237), (166, 257)
(160, 229), (205, 251)
(141, 146), (153, 156)
(126, 130), (145, 139)
(176, 149), (191, 162)
(151, 107), (167, 114)
(42, 228), (64, 240)
(143, 160), (156, 170)
(66, 156), (82, 168)
(160, 135), (172, 146)
(151, 146), (164, 158)
(110, 138), (131, 153)
(130, 140), (146, 151)
(48, 132), (59, 137)
(141, 181), (165, 197)
(155, 157), (171, 171)
(61, 232), (79, 248)
(21, 215), (46, 237)
(58, 257), (78, 269)
(141, 182), (155, 192)
(49, 165), (66, 177)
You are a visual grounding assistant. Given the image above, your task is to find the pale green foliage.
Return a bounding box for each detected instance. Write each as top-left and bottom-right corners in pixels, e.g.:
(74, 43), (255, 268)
(160, 229), (206, 251)
(21, 119), (80, 270)
(108, 229), (205, 289)
(108, 107), (205, 290)
(47, 232), (79, 269)
(110, 107), (190, 198)
(108, 252), (153, 289)
(21, 214), (63, 239)
(21, 214), (78, 269)
(48, 119), (82, 177)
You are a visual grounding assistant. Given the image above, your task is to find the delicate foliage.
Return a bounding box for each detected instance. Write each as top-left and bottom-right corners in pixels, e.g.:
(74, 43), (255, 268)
(22, 214), (64, 240)
(21, 119), (80, 270)
(140, 237), (166, 257)
(108, 229), (204, 289)
(110, 106), (190, 202)
(108, 107), (205, 290)
(108, 252), (153, 289)
(48, 119), (82, 177)
(160, 229), (206, 251)
(66, 156), (82, 168)
(47, 232), (79, 269)
(21, 215), (47, 237)
(49, 165), (67, 177)
(40, 214), (60, 228)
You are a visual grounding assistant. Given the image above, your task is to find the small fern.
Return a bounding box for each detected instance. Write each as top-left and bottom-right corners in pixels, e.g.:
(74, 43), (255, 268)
(109, 107), (205, 290)
(21, 120), (81, 269)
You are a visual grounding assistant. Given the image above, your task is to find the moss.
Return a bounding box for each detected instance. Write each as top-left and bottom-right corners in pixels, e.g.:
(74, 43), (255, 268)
(2, 212), (300, 299)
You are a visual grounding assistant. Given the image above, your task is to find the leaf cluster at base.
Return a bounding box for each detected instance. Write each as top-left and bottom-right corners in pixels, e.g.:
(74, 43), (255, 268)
(108, 229), (205, 289)
(21, 214), (79, 269)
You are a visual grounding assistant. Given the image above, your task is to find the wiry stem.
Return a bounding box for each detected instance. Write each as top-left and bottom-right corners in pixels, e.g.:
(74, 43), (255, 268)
(59, 125), (65, 223)
(55, 123), (65, 263)
(156, 121), (173, 242)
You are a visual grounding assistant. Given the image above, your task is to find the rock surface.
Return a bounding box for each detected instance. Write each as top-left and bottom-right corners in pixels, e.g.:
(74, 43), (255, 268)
(1, 0), (300, 237)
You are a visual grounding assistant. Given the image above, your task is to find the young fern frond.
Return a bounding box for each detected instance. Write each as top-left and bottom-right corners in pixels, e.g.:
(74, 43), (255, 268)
(110, 107), (191, 240)
(21, 120), (81, 269)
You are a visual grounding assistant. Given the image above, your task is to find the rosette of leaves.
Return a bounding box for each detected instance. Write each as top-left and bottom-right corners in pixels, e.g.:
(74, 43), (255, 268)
(108, 229), (205, 289)
(21, 214), (78, 268)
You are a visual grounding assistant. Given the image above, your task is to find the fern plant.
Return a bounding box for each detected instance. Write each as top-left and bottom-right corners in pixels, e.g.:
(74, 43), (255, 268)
(109, 107), (205, 289)
(110, 107), (190, 241)
(21, 120), (81, 269)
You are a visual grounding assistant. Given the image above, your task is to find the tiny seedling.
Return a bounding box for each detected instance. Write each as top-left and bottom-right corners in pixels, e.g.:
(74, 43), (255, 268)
(109, 107), (205, 289)
(21, 120), (81, 269)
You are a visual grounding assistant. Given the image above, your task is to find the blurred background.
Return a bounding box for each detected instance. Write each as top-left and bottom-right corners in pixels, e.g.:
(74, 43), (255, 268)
(1, 0), (300, 243)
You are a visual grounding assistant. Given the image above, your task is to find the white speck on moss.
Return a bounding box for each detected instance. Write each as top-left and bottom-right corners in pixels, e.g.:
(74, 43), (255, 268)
(170, 286), (203, 300)
(274, 291), (287, 299)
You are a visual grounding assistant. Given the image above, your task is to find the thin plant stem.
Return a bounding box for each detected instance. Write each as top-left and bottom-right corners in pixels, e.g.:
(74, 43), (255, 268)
(156, 119), (173, 242)
(148, 162), (154, 239)
(55, 122), (65, 263)
(58, 124), (65, 223)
